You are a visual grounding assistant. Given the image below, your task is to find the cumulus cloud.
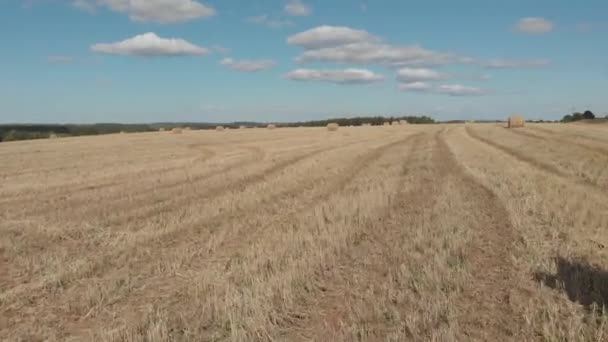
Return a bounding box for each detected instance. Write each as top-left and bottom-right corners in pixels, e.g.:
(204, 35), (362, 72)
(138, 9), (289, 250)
(396, 68), (446, 82)
(288, 26), (471, 67)
(247, 15), (294, 29)
(514, 17), (554, 34)
(483, 59), (550, 69)
(398, 83), (484, 96)
(437, 84), (484, 96)
(398, 82), (432, 92)
(47, 55), (75, 63)
(296, 42), (468, 67)
(284, 68), (384, 84)
(287, 25), (378, 49)
(284, 0), (311, 16)
(91, 32), (208, 56)
(220, 58), (276, 72)
(73, 0), (215, 23)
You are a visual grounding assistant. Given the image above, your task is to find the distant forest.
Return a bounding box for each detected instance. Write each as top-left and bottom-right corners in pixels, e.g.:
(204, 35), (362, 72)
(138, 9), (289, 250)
(0, 115), (436, 142)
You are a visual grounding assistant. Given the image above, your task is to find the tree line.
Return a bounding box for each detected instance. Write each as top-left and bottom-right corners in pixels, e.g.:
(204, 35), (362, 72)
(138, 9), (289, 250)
(561, 110), (606, 123)
(0, 115), (436, 142)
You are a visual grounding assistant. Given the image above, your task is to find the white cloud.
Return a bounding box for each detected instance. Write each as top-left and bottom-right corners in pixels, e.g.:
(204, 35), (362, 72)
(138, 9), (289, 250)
(288, 26), (471, 67)
(398, 82), (432, 92)
(484, 59), (550, 69)
(220, 58), (276, 72)
(47, 55), (75, 63)
(91, 32), (208, 56)
(514, 17), (554, 34)
(398, 83), (485, 96)
(295, 41), (468, 67)
(247, 15), (294, 29)
(287, 25), (378, 49)
(284, 68), (384, 84)
(73, 0), (215, 23)
(284, 0), (311, 16)
(437, 84), (484, 96)
(396, 68), (446, 82)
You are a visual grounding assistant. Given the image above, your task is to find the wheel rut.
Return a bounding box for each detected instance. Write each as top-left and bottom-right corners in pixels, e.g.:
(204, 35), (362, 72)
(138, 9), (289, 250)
(437, 131), (523, 341)
(286, 130), (524, 341)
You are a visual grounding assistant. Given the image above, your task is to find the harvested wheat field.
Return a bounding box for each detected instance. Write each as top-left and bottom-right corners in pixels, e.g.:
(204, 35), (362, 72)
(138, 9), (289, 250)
(2, 124), (608, 341)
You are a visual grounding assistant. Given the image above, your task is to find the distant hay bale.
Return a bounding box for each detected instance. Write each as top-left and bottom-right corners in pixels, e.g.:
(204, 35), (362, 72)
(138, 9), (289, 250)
(239, 125), (247, 129)
(399, 120), (409, 125)
(159, 127), (166, 132)
(184, 127), (192, 131)
(267, 124), (276, 129)
(383, 122), (391, 126)
(216, 126), (225, 131)
(327, 123), (339, 131)
(391, 121), (400, 126)
(49, 132), (58, 139)
(172, 128), (182, 134)
(119, 130), (126, 134)
(508, 115), (525, 128)
(362, 123), (371, 127)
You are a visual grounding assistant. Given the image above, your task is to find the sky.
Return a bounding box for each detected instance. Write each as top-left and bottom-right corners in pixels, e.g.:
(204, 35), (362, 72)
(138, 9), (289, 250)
(1, 0), (607, 123)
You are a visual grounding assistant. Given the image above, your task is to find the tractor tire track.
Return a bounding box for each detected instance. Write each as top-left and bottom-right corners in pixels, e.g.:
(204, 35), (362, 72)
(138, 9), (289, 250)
(466, 126), (608, 194)
(525, 126), (608, 156)
(1, 146), (218, 212)
(437, 131), (523, 341)
(465, 126), (567, 178)
(282, 132), (430, 341)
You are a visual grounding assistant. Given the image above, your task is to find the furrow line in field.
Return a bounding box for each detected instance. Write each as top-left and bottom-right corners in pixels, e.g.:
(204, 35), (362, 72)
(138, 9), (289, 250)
(524, 126), (608, 156)
(437, 130), (524, 341)
(465, 126), (608, 194)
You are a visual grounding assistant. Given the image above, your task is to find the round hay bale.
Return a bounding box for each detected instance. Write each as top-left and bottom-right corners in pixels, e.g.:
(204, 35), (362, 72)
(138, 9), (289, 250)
(184, 127), (192, 131)
(399, 120), (409, 125)
(172, 127), (183, 134)
(239, 125), (247, 129)
(49, 132), (58, 139)
(391, 121), (400, 126)
(383, 122), (391, 126)
(327, 123), (339, 131)
(267, 124), (276, 130)
(508, 115), (525, 128)
(216, 126), (225, 131)
(159, 127), (166, 132)
(362, 123), (371, 127)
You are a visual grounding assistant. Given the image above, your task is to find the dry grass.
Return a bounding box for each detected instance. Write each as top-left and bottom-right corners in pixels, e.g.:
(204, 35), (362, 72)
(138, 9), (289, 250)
(1, 124), (608, 341)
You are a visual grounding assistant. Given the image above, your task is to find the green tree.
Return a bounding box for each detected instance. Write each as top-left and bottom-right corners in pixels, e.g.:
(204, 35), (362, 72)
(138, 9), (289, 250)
(583, 110), (595, 120)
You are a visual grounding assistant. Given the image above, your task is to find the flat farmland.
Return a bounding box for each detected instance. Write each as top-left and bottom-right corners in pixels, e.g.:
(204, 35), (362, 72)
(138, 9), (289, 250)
(2, 124), (608, 341)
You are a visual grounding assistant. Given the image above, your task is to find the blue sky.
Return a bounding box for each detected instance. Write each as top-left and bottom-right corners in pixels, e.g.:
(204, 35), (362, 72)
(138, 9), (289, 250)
(1, 0), (607, 123)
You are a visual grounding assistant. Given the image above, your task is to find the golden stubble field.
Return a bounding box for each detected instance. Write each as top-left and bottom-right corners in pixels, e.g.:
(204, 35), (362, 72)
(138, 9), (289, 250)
(2, 123), (608, 341)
